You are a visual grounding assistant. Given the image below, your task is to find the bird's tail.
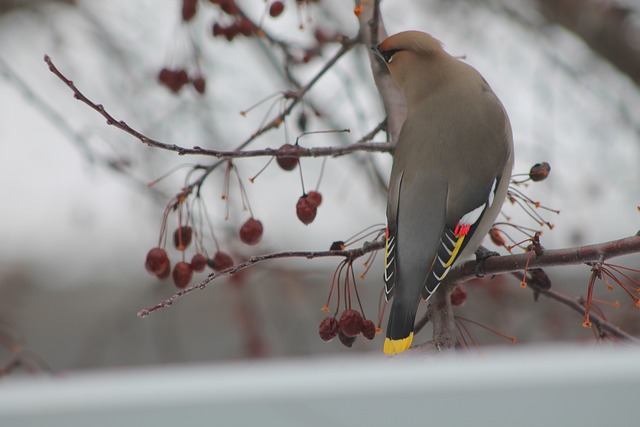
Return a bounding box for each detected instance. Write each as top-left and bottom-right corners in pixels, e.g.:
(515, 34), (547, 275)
(384, 297), (419, 356)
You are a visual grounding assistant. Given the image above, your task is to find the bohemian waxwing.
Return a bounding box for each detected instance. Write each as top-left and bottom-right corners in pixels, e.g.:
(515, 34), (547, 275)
(372, 31), (514, 355)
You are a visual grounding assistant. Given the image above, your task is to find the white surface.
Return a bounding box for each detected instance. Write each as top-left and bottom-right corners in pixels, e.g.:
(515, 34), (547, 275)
(1, 344), (638, 427)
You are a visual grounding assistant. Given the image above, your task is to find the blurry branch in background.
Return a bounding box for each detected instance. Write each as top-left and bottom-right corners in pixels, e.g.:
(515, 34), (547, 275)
(536, 0), (640, 88)
(0, 57), (168, 203)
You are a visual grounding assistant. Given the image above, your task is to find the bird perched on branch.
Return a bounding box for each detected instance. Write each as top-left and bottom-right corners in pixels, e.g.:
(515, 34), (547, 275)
(372, 31), (514, 355)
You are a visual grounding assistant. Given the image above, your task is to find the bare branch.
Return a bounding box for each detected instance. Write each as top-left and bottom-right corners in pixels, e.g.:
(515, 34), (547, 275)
(447, 235), (640, 284)
(510, 271), (638, 342)
(357, 0), (406, 144)
(44, 38), (359, 160)
(137, 239), (385, 318)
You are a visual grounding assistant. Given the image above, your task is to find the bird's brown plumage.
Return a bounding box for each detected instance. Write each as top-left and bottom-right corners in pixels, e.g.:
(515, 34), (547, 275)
(375, 31), (514, 355)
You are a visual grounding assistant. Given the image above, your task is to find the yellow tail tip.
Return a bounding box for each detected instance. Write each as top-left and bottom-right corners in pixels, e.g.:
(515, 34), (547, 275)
(383, 333), (414, 356)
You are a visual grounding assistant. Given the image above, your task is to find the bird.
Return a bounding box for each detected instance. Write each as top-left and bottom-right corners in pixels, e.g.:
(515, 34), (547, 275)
(371, 31), (514, 356)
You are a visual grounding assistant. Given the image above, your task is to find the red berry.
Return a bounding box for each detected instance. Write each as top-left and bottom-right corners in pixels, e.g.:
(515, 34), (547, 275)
(296, 196), (317, 225)
(239, 218), (263, 245)
(182, 0), (197, 21)
(173, 226), (193, 251)
(172, 261), (193, 289)
(237, 18), (256, 36)
(219, 0), (239, 15)
(212, 22), (224, 37)
(145, 247), (170, 276)
(306, 191), (322, 207)
(191, 76), (206, 94)
(175, 69), (189, 87)
(269, 1), (285, 17)
(361, 320), (376, 340)
(318, 317), (339, 342)
(158, 68), (173, 85)
(489, 227), (506, 247)
(338, 330), (357, 348)
(339, 309), (364, 337)
(208, 251), (234, 272)
(190, 253), (207, 272)
(276, 144), (300, 171)
(157, 261), (171, 280)
(450, 285), (467, 307)
(529, 162), (551, 182)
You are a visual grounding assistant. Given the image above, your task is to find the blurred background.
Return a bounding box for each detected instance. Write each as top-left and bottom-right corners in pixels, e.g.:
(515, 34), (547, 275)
(0, 0), (639, 374)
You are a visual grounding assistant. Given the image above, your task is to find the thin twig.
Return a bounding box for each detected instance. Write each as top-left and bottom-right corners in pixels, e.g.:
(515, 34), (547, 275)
(138, 239), (385, 317)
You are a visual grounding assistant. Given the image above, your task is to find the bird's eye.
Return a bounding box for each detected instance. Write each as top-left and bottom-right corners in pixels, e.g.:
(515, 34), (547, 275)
(381, 49), (401, 63)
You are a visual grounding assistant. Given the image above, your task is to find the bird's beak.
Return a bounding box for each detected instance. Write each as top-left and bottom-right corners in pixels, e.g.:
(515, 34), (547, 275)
(371, 45), (386, 63)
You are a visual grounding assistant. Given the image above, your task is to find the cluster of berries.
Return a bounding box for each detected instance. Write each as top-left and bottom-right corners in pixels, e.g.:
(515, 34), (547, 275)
(158, 68), (206, 94)
(318, 309), (377, 348)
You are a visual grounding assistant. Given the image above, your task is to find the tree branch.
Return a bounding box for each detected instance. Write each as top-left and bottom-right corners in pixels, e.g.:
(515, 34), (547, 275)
(137, 239), (385, 318)
(357, 0), (406, 145)
(447, 235), (640, 284)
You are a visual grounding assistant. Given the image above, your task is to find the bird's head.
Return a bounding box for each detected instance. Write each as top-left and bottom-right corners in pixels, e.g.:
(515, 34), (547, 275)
(372, 31), (450, 104)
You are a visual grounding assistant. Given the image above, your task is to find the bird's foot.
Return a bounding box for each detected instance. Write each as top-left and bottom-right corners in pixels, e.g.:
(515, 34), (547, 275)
(474, 247), (500, 278)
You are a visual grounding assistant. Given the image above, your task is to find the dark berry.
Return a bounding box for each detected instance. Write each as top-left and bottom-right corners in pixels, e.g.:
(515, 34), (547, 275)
(529, 162), (551, 182)
(190, 253), (207, 272)
(269, 1), (285, 17)
(239, 218), (263, 245)
(172, 261), (193, 289)
(339, 309), (364, 337)
(329, 241), (345, 251)
(338, 330), (357, 348)
(306, 191), (322, 207)
(489, 227), (506, 247)
(173, 226), (193, 251)
(145, 247), (170, 276)
(182, 0), (197, 21)
(208, 251), (234, 272)
(450, 285), (467, 307)
(191, 76), (206, 94)
(157, 261), (171, 280)
(318, 317), (339, 342)
(296, 196), (317, 225)
(361, 319), (376, 340)
(276, 144), (300, 171)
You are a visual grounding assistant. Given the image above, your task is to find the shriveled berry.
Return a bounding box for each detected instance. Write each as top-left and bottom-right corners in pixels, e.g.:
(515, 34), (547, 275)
(529, 162), (551, 182)
(489, 227), (506, 247)
(361, 319), (376, 340)
(338, 330), (357, 348)
(190, 253), (207, 272)
(172, 261), (193, 289)
(318, 317), (339, 342)
(173, 226), (193, 251)
(450, 285), (467, 307)
(208, 251), (234, 272)
(339, 309), (364, 337)
(239, 218), (263, 245)
(296, 196), (317, 225)
(306, 191), (322, 207)
(276, 144), (300, 171)
(145, 247), (170, 276)
(191, 76), (206, 94)
(529, 268), (551, 291)
(329, 241), (345, 251)
(269, 1), (285, 17)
